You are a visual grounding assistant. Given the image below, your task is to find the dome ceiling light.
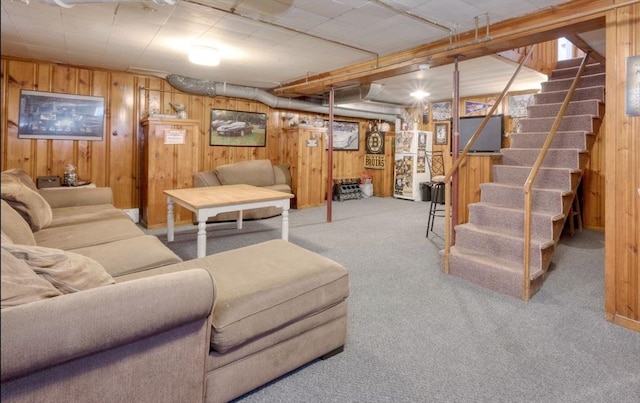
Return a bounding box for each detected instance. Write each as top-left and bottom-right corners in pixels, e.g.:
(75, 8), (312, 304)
(189, 45), (220, 67)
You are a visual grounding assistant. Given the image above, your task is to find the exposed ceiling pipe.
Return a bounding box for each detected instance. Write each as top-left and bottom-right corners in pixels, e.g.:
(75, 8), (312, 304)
(166, 74), (401, 121)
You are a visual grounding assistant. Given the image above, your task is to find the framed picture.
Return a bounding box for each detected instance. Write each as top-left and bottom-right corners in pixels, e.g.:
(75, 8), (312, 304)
(210, 109), (267, 147)
(508, 93), (534, 117)
(18, 90), (105, 141)
(324, 120), (359, 151)
(432, 101), (451, 121)
(434, 121), (449, 145)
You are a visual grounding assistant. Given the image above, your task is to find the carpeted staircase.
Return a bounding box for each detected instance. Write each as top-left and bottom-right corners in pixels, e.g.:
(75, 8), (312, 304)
(445, 55), (605, 299)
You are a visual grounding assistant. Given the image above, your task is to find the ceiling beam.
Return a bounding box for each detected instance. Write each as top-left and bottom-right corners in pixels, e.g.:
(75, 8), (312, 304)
(274, 0), (630, 97)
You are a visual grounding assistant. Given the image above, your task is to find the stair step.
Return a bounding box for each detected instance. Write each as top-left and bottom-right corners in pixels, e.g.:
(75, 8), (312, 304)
(492, 165), (580, 191)
(501, 148), (587, 170)
(447, 245), (544, 299)
(541, 73), (605, 92)
(479, 183), (570, 214)
(527, 99), (602, 118)
(519, 114), (599, 133)
(534, 86), (605, 104)
(454, 223), (555, 272)
(509, 131), (592, 150)
(555, 57), (601, 69)
(468, 203), (564, 240)
(549, 63), (605, 79)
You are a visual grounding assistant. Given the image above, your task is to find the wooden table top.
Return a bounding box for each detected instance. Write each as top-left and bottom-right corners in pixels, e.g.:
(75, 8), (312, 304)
(164, 184), (293, 209)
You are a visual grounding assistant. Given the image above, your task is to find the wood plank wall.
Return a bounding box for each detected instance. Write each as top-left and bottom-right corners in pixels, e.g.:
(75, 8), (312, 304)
(1, 60), (379, 209)
(604, 2), (639, 332)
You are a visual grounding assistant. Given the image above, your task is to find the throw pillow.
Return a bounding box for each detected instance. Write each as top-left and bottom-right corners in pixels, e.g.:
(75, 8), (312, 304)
(2, 168), (39, 191)
(0, 200), (37, 246)
(1, 173), (53, 231)
(2, 244), (115, 294)
(1, 248), (62, 308)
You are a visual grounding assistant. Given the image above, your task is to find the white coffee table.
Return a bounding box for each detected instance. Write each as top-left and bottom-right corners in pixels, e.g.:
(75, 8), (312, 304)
(164, 184), (294, 258)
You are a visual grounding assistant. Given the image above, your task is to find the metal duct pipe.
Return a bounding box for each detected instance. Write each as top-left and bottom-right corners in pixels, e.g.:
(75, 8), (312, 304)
(167, 74), (400, 121)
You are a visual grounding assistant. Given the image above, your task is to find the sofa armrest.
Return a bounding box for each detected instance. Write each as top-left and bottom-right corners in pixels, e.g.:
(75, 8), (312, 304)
(194, 171), (221, 187)
(1, 269), (215, 382)
(38, 187), (114, 208)
(274, 163), (292, 187)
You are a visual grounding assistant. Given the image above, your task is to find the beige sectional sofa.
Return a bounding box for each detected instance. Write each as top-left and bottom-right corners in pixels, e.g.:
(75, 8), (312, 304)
(194, 159), (292, 222)
(1, 169), (349, 403)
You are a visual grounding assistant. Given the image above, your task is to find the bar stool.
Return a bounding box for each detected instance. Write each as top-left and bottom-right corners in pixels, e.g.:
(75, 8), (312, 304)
(426, 151), (446, 238)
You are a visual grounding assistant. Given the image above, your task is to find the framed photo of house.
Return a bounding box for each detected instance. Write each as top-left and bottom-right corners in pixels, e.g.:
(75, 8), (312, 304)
(210, 109), (267, 147)
(434, 121), (449, 145)
(17, 90), (105, 141)
(324, 120), (360, 151)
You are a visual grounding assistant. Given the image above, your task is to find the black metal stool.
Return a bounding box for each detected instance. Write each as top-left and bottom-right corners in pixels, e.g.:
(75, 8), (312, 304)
(425, 151), (446, 238)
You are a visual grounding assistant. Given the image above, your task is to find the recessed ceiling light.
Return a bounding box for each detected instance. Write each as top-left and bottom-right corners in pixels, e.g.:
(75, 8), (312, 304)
(410, 90), (430, 99)
(189, 45), (220, 66)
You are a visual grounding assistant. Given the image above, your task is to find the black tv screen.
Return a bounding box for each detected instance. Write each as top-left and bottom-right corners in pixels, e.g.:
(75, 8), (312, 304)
(457, 114), (504, 152)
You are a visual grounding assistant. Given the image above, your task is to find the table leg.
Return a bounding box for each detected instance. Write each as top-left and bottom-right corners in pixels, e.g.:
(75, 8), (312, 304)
(196, 219), (207, 258)
(167, 197), (175, 242)
(281, 204), (289, 241)
(237, 210), (243, 230)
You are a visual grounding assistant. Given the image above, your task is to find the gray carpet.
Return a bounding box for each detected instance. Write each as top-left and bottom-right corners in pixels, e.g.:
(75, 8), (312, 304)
(148, 196), (640, 403)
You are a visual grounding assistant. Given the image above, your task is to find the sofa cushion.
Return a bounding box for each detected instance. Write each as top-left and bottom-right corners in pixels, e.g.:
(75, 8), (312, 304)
(214, 160), (275, 187)
(1, 173), (53, 231)
(70, 235), (183, 278)
(0, 200), (37, 246)
(34, 218), (145, 250)
(2, 244), (115, 294)
(1, 248), (62, 308)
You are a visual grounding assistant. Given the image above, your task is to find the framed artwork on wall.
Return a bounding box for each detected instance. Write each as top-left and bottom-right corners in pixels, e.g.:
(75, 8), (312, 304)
(324, 120), (360, 151)
(434, 121), (449, 145)
(508, 93), (534, 117)
(210, 109), (267, 147)
(17, 90), (105, 141)
(432, 101), (451, 121)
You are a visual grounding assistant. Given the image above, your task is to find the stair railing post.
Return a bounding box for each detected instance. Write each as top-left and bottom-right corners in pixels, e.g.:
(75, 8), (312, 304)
(521, 52), (591, 301)
(442, 45), (536, 269)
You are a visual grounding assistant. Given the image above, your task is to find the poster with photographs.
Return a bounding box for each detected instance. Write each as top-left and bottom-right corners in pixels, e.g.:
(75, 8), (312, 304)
(432, 101), (451, 121)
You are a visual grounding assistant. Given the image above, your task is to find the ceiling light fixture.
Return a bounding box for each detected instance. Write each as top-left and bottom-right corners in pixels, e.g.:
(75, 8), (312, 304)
(189, 45), (220, 67)
(410, 90), (430, 100)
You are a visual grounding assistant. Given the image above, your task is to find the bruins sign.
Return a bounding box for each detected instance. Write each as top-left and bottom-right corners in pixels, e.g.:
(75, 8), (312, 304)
(364, 131), (385, 170)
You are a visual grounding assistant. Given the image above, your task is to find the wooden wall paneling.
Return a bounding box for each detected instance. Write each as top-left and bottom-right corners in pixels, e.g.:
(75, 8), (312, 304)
(604, 3), (639, 332)
(48, 66), (77, 183)
(583, 118), (605, 229)
(2, 60), (35, 173)
(108, 72), (136, 209)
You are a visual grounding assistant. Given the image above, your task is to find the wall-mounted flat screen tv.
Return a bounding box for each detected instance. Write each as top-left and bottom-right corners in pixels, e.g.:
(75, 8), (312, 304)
(18, 90), (105, 141)
(456, 114), (504, 153)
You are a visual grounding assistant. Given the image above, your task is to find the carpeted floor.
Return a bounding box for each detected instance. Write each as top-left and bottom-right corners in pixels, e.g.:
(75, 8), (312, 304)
(147, 196), (640, 403)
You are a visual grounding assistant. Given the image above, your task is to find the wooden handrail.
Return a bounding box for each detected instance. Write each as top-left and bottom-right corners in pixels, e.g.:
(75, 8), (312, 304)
(521, 52), (591, 300)
(442, 44), (537, 273)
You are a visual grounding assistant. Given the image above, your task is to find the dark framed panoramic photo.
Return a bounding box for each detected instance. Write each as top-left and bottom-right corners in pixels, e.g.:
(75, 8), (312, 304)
(210, 109), (267, 147)
(18, 90), (105, 141)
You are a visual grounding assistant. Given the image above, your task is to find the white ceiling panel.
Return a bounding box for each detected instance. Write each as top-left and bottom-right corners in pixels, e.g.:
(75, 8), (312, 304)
(0, 0), (603, 106)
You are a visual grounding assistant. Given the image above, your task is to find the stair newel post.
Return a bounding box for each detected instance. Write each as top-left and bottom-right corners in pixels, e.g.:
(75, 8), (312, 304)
(521, 52), (591, 301)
